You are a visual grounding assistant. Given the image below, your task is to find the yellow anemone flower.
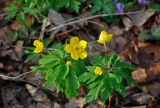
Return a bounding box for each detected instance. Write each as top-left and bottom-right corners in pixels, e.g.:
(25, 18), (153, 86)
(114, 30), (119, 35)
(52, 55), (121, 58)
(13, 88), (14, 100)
(95, 66), (102, 75)
(97, 31), (113, 44)
(66, 61), (72, 65)
(33, 40), (44, 53)
(65, 37), (87, 60)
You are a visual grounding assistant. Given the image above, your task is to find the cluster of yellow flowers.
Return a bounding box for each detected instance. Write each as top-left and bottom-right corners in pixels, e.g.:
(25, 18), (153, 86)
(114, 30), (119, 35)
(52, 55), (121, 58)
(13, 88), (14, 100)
(33, 31), (112, 75)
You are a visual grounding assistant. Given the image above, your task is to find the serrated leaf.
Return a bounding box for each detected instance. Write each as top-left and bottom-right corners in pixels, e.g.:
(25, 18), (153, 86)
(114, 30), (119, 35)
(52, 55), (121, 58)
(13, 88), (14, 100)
(86, 80), (103, 103)
(39, 55), (60, 65)
(78, 72), (90, 83)
(55, 63), (69, 83)
(68, 0), (81, 13)
(65, 70), (80, 98)
(107, 53), (119, 66)
(86, 66), (95, 72)
(101, 76), (112, 101)
(45, 67), (59, 86)
(90, 55), (103, 65)
(114, 60), (136, 71)
(71, 60), (87, 76)
(17, 12), (26, 27)
(23, 7), (35, 15)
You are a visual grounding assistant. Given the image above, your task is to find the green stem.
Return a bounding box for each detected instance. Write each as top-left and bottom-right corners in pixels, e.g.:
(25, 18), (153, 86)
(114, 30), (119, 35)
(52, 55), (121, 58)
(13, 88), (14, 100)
(102, 101), (105, 108)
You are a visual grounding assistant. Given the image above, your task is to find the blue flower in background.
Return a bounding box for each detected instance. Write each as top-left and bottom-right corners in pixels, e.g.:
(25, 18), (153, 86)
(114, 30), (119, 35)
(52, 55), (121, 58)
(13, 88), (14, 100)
(116, 3), (124, 14)
(117, 3), (124, 10)
(116, 9), (123, 14)
(138, 0), (147, 5)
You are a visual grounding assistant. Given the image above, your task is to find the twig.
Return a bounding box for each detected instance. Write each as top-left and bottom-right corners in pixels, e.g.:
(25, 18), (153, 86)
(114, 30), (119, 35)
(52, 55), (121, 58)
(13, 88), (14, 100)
(48, 10), (144, 32)
(0, 71), (33, 80)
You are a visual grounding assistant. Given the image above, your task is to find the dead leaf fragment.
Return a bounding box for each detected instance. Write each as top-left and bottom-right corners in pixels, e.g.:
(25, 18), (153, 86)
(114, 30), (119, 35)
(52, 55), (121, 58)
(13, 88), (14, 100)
(128, 9), (155, 27)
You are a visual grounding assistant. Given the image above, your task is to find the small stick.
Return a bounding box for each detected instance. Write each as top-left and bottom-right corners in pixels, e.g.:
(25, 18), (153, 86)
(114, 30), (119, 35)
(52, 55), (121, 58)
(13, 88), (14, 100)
(48, 10), (144, 32)
(0, 71), (33, 80)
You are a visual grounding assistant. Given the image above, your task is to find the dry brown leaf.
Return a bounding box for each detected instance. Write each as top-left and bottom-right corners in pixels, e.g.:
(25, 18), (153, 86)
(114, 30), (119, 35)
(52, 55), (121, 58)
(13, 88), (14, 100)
(132, 67), (148, 83)
(138, 42), (160, 62)
(11, 15), (34, 30)
(132, 61), (160, 83)
(120, 42), (140, 65)
(128, 9), (155, 27)
(142, 82), (160, 97)
(0, 26), (11, 45)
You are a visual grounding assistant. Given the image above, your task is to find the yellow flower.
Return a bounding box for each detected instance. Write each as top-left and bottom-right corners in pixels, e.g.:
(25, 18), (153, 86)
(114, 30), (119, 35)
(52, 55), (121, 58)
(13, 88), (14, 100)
(33, 40), (44, 53)
(97, 31), (113, 44)
(66, 61), (72, 65)
(65, 37), (87, 60)
(95, 66), (103, 75)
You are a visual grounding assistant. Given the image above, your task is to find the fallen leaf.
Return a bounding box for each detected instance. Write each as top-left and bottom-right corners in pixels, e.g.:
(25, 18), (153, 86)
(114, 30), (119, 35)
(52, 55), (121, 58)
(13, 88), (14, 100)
(128, 9), (155, 27)
(138, 42), (160, 62)
(132, 67), (148, 83)
(0, 26), (11, 46)
(142, 82), (160, 97)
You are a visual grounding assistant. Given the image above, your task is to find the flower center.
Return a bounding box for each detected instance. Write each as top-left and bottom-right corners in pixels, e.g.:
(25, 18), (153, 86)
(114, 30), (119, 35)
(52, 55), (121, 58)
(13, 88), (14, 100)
(74, 46), (81, 52)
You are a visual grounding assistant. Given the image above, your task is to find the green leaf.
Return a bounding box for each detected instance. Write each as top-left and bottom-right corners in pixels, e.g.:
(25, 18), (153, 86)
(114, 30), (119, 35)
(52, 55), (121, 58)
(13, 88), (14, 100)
(67, 0), (81, 13)
(138, 30), (151, 41)
(149, 1), (160, 11)
(101, 76), (112, 101)
(71, 60), (87, 76)
(106, 53), (119, 66)
(78, 72), (91, 83)
(4, 3), (19, 20)
(90, 55), (103, 66)
(86, 80), (103, 103)
(86, 66), (95, 72)
(23, 7), (35, 15)
(114, 60), (136, 71)
(45, 66), (59, 86)
(55, 63), (69, 83)
(65, 70), (80, 98)
(151, 27), (160, 36)
(17, 12), (26, 27)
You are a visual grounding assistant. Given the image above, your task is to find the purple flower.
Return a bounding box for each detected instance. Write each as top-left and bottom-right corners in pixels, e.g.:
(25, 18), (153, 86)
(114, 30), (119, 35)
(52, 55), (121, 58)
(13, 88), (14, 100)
(157, 20), (160, 27)
(117, 3), (124, 10)
(138, 0), (147, 5)
(116, 9), (123, 14)
(115, 3), (124, 14)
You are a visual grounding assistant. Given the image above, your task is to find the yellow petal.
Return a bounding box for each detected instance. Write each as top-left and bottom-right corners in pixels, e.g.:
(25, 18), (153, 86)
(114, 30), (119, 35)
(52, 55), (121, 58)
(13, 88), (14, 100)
(70, 37), (79, 45)
(33, 40), (41, 46)
(79, 40), (87, 48)
(97, 31), (108, 44)
(80, 51), (87, 59)
(71, 53), (79, 60)
(99, 31), (108, 40)
(65, 44), (72, 53)
(97, 39), (105, 44)
(105, 34), (113, 42)
(34, 47), (41, 53)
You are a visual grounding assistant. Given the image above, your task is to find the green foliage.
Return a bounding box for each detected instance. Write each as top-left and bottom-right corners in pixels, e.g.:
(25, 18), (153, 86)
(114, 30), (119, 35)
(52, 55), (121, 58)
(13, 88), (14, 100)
(78, 53), (138, 102)
(149, 1), (160, 11)
(90, 0), (116, 14)
(47, 0), (82, 13)
(31, 45), (81, 98)
(139, 27), (160, 41)
(4, 0), (46, 26)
